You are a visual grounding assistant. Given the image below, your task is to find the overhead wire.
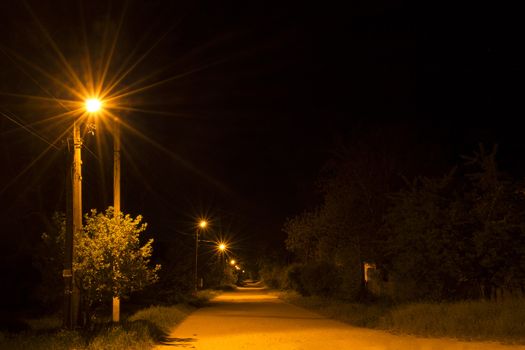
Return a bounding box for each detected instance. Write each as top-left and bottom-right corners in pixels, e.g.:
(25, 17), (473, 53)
(0, 109), (60, 150)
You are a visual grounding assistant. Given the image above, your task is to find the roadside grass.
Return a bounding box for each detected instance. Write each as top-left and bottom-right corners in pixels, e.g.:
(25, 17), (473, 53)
(279, 291), (389, 328)
(0, 290), (216, 350)
(189, 289), (221, 306)
(382, 298), (525, 343)
(279, 291), (525, 344)
(127, 304), (194, 332)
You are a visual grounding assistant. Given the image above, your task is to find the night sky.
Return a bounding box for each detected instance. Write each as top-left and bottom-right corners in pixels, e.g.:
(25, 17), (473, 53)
(1, 1), (524, 283)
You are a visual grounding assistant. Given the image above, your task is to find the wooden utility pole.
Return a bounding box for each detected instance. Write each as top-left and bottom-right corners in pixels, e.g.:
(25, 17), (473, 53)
(64, 119), (82, 328)
(195, 229), (199, 292)
(112, 117), (121, 322)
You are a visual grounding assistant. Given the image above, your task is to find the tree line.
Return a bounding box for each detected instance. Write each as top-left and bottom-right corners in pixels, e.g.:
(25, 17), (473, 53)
(269, 142), (525, 302)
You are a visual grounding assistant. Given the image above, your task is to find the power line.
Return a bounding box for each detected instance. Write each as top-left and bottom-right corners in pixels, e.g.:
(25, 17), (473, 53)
(0, 109), (60, 150)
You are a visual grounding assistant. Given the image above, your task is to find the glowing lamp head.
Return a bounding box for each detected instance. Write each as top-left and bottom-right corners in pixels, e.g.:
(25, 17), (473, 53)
(230, 259), (236, 266)
(218, 243), (226, 251)
(85, 98), (102, 113)
(199, 220), (208, 229)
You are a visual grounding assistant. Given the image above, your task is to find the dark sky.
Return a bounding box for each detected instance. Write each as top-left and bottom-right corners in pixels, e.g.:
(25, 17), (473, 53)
(1, 1), (523, 266)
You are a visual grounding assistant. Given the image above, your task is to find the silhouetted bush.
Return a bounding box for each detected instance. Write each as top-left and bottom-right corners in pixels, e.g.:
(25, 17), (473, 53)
(282, 261), (342, 297)
(300, 261), (341, 297)
(259, 264), (286, 289)
(285, 263), (306, 294)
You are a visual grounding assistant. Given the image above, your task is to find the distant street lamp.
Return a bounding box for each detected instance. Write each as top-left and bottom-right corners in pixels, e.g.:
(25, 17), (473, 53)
(218, 243), (227, 252)
(195, 219), (208, 292)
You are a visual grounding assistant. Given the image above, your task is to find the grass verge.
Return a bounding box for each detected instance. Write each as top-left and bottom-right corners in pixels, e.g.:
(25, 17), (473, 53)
(382, 299), (525, 343)
(0, 290), (216, 350)
(278, 291), (389, 328)
(279, 291), (525, 344)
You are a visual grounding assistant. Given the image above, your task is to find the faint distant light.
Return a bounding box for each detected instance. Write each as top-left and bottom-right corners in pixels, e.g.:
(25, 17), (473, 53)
(85, 98), (102, 113)
(230, 259), (236, 266)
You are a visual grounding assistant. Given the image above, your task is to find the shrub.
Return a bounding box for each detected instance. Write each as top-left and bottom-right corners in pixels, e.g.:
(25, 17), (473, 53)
(284, 263), (305, 293)
(260, 265), (286, 289)
(300, 261), (341, 297)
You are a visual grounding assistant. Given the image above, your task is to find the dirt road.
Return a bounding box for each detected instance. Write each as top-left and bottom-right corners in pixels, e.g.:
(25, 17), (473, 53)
(155, 285), (525, 350)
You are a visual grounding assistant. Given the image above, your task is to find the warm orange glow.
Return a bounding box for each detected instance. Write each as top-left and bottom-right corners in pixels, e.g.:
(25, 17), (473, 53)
(230, 259), (236, 266)
(85, 98), (102, 113)
(218, 243), (227, 251)
(199, 220), (208, 229)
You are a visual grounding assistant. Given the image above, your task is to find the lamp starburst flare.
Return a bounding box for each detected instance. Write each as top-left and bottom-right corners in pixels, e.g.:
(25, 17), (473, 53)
(85, 98), (102, 113)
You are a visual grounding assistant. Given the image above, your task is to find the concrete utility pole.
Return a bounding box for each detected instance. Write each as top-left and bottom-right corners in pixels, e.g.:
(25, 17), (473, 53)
(112, 117), (121, 323)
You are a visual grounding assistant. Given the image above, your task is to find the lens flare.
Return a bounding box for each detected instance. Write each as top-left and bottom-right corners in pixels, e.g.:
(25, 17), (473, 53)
(85, 98), (102, 113)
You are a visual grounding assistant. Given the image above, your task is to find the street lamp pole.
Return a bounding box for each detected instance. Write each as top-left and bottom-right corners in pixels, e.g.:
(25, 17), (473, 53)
(71, 118), (82, 327)
(63, 118), (82, 329)
(112, 116), (121, 323)
(195, 228), (199, 292)
(195, 220), (208, 292)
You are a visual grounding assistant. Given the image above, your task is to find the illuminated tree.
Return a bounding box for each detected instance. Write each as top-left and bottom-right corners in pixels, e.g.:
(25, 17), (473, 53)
(74, 207), (160, 316)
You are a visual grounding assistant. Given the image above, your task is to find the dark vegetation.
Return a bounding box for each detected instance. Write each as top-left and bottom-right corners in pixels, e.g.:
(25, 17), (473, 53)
(280, 292), (525, 344)
(259, 133), (525, 343)
(261, 133), (525, 303)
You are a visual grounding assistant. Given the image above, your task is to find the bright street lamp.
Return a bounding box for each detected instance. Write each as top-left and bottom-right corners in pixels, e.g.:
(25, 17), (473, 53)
(218, 243), (227, 251)
(85, 98), (102, 113)
(64, 97), (105, 328)
(84, 97), (121, 323)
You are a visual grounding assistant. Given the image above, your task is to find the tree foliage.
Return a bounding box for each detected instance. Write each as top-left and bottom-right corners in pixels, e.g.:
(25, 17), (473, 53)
(34, 212), (67, 309)
(384, 145), (525, 300)
(38, 207), (160, 314)
(75, 208), (160, 310)
(283, 130), (412, 299)
(382, 170), (470, 300)
(283, 143), (525, 301)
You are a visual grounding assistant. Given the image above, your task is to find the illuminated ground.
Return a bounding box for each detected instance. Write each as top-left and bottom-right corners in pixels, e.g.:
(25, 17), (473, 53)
(154, 284), (525, 350)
